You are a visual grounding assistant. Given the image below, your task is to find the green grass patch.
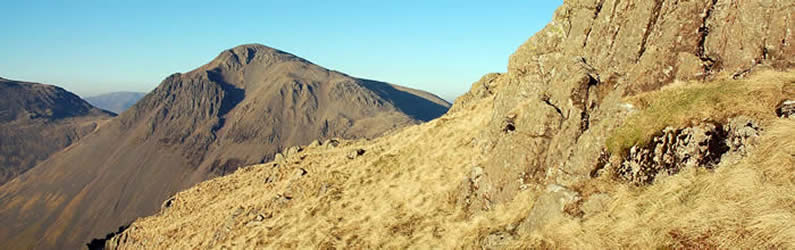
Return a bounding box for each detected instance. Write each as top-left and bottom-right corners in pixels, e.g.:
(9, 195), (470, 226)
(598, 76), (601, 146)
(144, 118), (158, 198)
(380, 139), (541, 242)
(606, 71), (794, 156)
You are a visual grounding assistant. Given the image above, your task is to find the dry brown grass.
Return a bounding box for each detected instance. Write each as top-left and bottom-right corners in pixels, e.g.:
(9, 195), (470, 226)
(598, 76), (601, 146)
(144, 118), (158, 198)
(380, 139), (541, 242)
(109, 95), (508, 249)
(506, 118), (795, 249)
(109, 71), (795, 249)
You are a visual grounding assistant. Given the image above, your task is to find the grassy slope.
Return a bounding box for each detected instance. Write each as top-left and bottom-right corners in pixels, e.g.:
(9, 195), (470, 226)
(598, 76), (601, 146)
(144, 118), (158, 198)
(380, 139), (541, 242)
(113, 71), (795, 249)
(513, 118), (795, 249)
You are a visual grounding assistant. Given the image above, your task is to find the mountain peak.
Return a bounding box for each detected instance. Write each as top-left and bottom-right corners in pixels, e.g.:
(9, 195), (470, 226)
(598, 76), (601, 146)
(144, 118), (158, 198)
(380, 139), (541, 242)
(226, 43), (283, 58)
(230, 43), (273, 51)
(0, 45), (450, 250)
(200, 43), (306, 72)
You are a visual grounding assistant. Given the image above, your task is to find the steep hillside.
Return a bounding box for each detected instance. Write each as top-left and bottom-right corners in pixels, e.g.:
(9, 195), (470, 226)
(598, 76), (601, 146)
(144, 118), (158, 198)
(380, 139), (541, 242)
(86, 91), (146, 114)
(0, 44), (450, 250)
(0, 78), (112, 185)
(105, 0), (795, 248)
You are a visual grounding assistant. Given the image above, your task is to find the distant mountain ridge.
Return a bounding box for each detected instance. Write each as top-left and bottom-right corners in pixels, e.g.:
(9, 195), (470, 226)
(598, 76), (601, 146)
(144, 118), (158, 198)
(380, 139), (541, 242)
(0, 78), (113, 185)
(86, 91), (147, 114)
(0, 44), (450, 250)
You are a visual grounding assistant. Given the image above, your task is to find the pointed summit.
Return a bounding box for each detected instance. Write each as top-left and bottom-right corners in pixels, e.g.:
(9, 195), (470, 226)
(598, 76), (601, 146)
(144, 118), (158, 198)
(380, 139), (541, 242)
(0, 44), (450, 250)
(197, 43), (308, 74)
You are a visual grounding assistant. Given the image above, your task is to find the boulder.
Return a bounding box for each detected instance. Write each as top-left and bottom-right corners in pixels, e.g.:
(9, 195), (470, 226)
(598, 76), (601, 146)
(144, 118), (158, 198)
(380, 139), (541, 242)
(324, 138), (341, 148)
(286, 146), (302, 156)
(777, 100), (795, 118)
(581, 193), (612, 218)
(274, 153), (286, 163)
(519, 184), (581, 233)
(347, 149), (366, 159)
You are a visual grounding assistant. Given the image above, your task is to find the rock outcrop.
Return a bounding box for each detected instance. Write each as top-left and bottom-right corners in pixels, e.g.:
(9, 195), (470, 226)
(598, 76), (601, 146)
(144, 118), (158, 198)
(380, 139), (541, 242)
(778, 100), (795, 118)
(616, 117), (761, 185)
(457, 0), (794, 207)
(0, 44), (450, 250)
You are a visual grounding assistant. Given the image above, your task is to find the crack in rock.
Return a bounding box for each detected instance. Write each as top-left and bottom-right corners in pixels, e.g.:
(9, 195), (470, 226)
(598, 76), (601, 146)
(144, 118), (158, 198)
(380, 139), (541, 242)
(583, 0), (606, 48)
(637, 0), (664, 62)
(541, 95), (566, 128)
(696, 0), (719, 79)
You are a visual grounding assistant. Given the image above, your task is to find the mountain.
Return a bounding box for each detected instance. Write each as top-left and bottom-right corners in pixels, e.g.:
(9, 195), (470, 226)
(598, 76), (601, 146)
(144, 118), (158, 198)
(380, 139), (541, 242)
(86, 91), (147, 114)
(101, 0), (795, 249)
(0, 44), (450, 250)
(0, 78), (113, 185)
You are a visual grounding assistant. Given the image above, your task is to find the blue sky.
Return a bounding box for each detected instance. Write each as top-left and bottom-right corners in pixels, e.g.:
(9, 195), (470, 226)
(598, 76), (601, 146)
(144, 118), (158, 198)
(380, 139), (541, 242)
(0, 1), (561, 100)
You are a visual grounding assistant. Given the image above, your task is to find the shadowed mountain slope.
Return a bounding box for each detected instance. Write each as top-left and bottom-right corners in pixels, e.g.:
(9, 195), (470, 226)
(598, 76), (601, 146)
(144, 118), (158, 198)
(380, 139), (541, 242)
(0, 44), (449, 250)
(0, 78), (113, 185)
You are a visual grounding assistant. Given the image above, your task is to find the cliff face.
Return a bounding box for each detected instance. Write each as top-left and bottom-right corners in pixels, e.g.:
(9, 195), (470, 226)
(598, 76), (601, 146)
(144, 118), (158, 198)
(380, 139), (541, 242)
(0, 44), (450, 250)
(0, 79), (113, 185)
(473, 0), (794, 205)
(105, 0), (794, 248)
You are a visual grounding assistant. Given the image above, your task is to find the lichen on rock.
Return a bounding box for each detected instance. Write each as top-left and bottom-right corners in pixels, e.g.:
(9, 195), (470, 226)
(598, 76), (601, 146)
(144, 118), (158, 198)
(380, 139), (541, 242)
(616, 117), (761, 185)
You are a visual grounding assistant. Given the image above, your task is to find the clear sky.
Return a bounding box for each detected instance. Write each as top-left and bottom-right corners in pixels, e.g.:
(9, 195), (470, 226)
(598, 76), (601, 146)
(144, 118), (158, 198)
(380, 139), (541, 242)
(0, 0), (562, 100)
